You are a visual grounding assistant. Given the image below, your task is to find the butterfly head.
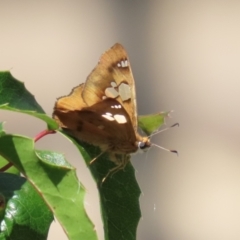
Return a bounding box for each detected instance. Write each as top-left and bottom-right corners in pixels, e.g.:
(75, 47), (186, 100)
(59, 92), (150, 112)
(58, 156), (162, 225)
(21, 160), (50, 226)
(137, 136), (151, 152)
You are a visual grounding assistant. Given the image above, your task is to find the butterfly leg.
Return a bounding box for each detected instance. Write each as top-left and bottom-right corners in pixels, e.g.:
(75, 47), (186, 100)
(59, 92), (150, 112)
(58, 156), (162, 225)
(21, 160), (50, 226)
(102, 154), (130, 182)
(89, 151), (106, 164)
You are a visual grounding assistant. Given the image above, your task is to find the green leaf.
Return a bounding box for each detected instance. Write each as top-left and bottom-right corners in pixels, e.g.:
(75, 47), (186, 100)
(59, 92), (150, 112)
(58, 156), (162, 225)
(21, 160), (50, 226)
(0, 172), (53, 240)
(0, 155), (19, 175)
(59, 131), (141, 240)
(0, 135), (97, 240)
(138, 112), (170, 135)
(0, 123), (19, 175)
(0, 122), (5, 136)
(0, 71), (44, 113)
(0, 71), (58, 130)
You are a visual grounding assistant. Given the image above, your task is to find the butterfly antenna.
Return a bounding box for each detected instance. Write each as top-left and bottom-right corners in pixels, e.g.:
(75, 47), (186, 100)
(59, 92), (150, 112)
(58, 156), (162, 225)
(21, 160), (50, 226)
(151, 143), (178, 155)
(149, 123), (179, 155)
(149, 123), (179, 138)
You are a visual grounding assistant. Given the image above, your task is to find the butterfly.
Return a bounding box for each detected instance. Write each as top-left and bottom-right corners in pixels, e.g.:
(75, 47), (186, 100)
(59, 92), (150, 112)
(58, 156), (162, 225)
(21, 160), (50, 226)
(53, 43), (175, 181)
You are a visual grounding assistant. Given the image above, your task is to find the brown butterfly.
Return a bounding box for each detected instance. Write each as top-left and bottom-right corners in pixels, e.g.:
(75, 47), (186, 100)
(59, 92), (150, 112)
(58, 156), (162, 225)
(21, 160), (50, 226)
(53, 43), (173, 180)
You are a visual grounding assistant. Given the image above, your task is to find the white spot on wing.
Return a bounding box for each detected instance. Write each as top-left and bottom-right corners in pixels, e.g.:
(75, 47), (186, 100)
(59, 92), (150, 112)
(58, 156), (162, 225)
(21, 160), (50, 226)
(102, 114), (114, 121)
(119, 83), (131, 101)
(111, 104), (122, 109)
(114, 114), (127, 124)
(117, 59), (128, 68)
(111, 82), (117, 87)
(105, 87), (119, 98)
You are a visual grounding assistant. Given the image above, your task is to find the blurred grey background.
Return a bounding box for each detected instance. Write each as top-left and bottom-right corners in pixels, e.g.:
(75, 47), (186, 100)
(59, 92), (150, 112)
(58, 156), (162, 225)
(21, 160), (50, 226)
(1, 1), (240, 240)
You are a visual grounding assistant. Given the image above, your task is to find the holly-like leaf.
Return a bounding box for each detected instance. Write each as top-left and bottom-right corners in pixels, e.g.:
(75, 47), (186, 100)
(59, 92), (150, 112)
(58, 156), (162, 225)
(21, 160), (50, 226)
(138, 112), (170, 135)
(0, 173), (53, 240)
(59, 131), (141, 240)
(0, 135), (97, 240)
(0, 71), (58, 130)
(0, 71), (44, 113)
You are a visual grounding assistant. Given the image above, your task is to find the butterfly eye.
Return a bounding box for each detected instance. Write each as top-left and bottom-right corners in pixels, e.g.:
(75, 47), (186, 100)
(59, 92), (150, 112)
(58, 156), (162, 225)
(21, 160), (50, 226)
(138, 141), (148, 150)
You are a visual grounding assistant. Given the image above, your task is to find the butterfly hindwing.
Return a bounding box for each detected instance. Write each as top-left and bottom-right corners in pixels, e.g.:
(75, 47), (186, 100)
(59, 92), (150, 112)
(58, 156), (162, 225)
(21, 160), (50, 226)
(54, 98), (138, 154)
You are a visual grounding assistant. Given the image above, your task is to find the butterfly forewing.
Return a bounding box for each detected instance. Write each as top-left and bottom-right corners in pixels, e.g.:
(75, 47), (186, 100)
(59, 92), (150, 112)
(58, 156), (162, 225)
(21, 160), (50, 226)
(82, 43), (138, 132)
(54, 84), (86, 112)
